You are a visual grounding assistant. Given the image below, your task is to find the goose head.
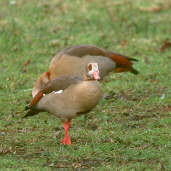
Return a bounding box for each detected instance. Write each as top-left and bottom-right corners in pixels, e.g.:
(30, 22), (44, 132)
(86, 63), (100, 81)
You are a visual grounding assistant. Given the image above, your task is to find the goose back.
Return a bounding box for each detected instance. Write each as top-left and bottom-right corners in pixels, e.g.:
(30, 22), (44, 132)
(49, 54), (115, 80)
(34, 80), (102, 121)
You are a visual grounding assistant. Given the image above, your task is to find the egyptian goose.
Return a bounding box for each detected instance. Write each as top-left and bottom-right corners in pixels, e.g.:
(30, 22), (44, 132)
(25, 63), (102, 145)
(32, 45), (139, 97)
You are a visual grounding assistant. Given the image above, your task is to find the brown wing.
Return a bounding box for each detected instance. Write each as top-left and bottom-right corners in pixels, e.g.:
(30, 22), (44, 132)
(27, 76), (82, 109)
(42, 76), (82, 94)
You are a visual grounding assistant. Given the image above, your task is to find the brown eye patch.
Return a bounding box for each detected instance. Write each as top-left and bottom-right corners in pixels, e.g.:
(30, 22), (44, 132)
(88, 64), (92, 71)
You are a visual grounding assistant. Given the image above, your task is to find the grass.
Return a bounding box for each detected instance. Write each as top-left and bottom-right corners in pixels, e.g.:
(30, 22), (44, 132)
(0, 0), (171, 170)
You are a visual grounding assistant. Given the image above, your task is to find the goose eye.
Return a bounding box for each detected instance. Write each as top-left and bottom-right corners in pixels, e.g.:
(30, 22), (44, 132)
(88, 64), (92, 71)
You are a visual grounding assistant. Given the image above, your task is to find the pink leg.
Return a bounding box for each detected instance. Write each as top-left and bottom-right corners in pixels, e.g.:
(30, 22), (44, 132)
(61, 120), (71, 145)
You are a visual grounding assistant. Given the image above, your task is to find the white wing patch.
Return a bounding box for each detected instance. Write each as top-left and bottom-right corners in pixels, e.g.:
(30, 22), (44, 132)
(54, 90), (63, 94)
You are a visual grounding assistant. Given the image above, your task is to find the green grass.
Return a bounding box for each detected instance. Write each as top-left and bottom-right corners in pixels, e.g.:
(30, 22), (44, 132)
(0, 0), (171, 170)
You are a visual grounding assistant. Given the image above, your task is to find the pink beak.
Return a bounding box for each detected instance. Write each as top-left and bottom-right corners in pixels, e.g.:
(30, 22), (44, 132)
(93, 71), (100, 80)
